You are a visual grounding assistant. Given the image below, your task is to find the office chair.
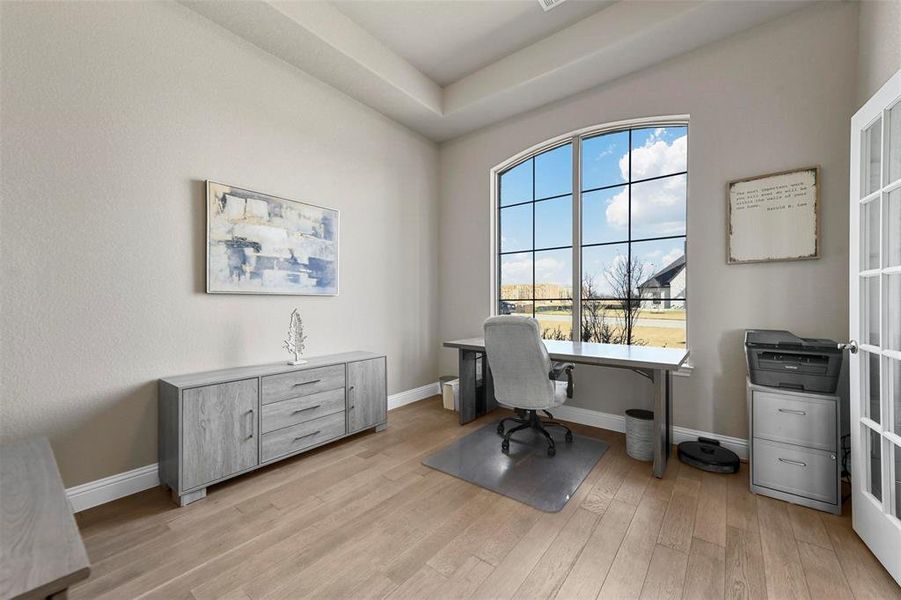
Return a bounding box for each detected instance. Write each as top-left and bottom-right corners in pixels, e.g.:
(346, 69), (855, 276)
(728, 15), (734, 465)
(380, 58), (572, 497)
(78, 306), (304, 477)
(484, 316), (575, 456)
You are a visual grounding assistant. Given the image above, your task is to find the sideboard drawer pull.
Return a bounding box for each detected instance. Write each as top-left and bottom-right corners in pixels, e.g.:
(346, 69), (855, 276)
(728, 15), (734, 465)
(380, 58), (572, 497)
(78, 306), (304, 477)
(293, 430), (321, 442)
(778, 408), (807, 416)
(292, 405), (321, 414)
(778, 457), (807, 467)
(293, 379), (321, 387)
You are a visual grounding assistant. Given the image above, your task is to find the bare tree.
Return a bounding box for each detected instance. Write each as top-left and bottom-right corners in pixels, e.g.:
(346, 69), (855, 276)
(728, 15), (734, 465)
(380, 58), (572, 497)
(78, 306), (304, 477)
(603, 256), (648, 346)
(539, 257), (649, 344)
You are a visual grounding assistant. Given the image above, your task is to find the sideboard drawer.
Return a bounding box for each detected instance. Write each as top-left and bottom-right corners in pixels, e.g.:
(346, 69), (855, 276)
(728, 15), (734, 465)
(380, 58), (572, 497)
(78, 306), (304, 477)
(753, 390), (836, 451)
(261, 411), (346, 462)
(752, 438), (837, 504)
(261, 388), (345, 434)
(261, 365), (345, 405)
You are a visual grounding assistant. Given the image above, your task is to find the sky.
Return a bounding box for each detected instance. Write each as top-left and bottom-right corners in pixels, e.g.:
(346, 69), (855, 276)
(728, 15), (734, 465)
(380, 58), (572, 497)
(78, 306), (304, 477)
(500, 126), (687, 294)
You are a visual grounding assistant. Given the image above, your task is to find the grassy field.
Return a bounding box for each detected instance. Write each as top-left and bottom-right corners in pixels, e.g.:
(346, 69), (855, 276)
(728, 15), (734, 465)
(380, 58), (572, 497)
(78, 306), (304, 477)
(536, 319), (686, 348)
(535, 308), (686, 322)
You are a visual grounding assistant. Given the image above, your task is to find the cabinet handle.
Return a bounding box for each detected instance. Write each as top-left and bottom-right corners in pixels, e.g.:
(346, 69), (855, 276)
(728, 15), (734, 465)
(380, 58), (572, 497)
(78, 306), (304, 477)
(778, 457), (807, 467)
(292, 404), (321, 414)
(348, 385), (355, 409)
(778, 408), (806, 416)
(246, 409), (254, 440)
(293, 379), (321, 387)
(293, 430), (320, 442)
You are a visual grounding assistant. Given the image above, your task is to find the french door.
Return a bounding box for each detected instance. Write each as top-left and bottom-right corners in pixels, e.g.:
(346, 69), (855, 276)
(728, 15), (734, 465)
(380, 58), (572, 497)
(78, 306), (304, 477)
(849, 67), (901, 585)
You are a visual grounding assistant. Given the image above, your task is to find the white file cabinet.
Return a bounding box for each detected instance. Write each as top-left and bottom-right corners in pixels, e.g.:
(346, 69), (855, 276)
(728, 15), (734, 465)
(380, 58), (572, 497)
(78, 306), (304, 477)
(747, 379), (841, 514)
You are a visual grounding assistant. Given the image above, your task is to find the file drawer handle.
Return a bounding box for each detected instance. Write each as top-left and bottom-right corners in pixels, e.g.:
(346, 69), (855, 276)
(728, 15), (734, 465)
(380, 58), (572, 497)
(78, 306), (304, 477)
(293, 379), (321, 387)
(778, 457), (807, 468)
(778, 408), (806, 416)
(293, 430), (321, 442)
(292, 404), (321, 414)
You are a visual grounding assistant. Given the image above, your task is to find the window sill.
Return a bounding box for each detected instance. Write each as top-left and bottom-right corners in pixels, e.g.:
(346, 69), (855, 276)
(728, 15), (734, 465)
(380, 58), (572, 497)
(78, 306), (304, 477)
(673, 363), (693, 378)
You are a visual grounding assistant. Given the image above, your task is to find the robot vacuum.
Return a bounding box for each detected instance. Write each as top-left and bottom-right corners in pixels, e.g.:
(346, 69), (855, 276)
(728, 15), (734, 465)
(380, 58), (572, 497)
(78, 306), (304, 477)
(677, 437), (740, 474)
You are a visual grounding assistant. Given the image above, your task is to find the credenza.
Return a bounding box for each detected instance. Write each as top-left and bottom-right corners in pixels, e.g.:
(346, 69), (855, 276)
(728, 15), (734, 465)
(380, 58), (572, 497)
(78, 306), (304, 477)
(159, 352), (387, 506)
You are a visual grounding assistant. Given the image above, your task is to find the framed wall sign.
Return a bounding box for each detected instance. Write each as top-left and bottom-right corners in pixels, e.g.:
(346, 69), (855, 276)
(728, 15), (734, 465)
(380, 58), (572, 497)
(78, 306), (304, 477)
(727, 167), (819, 264)
(206, 181), (339, 295)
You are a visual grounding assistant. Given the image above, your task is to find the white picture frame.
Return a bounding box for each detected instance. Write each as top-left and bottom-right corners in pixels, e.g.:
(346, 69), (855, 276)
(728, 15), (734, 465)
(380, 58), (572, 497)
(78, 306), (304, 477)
(206, 181), (340, 295)
(727, 167), (819, 264)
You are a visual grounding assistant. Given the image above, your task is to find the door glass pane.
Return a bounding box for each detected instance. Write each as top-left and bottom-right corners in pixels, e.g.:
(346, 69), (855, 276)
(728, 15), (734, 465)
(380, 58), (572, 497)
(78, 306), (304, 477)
(534, 144), (572, 200)
(500, 159), (533, 206)
(534, 196), (572, 249)
(536, 300), (572, 341)
(862, 198), (880, 270)
(869, 427), (882, 501)
(582, 131), (628, 190)
(500, 252), (532, 299)
(582, 186), (628, 245)
(500, 203), (532, 253)
(888, 273), (901, 352)
(534, 248), (572, 298)
(887, 189), (901, 267)
(862, 351), (881, 424)
(862, 275), (880, 346)
(889, 101), (901, 184)
(863, 117), (882, 196)
(630, 174), (687, 240)
(894, 444), (901, 519)
(891, 358), (901, 436)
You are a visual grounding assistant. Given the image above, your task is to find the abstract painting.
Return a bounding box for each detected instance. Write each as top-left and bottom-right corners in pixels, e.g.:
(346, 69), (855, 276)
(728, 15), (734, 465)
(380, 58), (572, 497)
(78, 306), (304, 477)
(206, 181), (339, 295)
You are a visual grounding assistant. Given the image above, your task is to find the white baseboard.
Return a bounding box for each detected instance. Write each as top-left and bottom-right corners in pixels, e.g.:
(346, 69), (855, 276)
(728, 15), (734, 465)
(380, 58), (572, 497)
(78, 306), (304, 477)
(67, 463), (161, 513)
(66, 385), (744, 513)
(66, 381), (441, 513)
(552, 405), (748, 460)
(387, 381), (440, 410)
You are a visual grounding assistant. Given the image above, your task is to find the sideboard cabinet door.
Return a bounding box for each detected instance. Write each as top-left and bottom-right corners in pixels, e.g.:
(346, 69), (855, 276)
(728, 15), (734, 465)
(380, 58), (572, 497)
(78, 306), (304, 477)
(346, 358), (387, 434)
(182, 378), (259, 490)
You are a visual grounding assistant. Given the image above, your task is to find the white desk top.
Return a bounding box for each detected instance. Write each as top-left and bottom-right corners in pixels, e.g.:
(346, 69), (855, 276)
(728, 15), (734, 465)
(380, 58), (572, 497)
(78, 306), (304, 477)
(443, 338), (689, 371)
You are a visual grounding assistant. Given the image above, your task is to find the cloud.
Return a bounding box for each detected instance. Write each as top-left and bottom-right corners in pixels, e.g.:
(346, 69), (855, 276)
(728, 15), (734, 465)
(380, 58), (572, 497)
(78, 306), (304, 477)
(605, 133), (687, 236)
(501, 254), (570, 285)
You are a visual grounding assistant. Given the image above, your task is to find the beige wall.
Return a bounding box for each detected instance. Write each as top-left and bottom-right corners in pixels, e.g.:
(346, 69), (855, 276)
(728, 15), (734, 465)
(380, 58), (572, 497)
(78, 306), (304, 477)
(0, 1), (439, 487)
(438, 2), (858, 440)
(857, 0), (901, 107)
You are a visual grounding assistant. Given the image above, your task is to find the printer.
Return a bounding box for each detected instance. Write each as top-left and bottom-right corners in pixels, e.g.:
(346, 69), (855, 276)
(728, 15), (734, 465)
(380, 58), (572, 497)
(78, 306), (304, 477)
(744, 329), (843, 393)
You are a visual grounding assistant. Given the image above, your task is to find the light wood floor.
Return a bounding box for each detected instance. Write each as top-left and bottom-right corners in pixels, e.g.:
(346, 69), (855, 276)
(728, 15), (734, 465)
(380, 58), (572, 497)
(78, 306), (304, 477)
(72, 397), (900, 600)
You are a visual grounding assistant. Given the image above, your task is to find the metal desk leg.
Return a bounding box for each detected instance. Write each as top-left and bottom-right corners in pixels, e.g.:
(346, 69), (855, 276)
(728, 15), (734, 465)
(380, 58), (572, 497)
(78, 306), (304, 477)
(652, 368), (671, 478)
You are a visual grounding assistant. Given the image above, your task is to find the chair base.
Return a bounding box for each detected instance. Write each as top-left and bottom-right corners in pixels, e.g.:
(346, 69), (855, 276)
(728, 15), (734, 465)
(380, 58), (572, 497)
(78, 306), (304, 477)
(497, 409), (573, 456)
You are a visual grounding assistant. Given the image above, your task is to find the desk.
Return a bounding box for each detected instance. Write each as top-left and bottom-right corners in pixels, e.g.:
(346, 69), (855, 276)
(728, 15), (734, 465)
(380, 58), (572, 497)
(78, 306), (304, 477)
(443, 338), (689, 478)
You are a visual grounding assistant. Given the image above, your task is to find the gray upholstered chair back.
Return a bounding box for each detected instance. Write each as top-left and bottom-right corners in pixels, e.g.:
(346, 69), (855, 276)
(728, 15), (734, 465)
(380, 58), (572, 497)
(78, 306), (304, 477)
(484, 316), (554, 410)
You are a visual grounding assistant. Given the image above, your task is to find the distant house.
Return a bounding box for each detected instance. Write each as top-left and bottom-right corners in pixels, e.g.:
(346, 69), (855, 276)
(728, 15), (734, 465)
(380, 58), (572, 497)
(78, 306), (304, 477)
(638, 255), (686, 308)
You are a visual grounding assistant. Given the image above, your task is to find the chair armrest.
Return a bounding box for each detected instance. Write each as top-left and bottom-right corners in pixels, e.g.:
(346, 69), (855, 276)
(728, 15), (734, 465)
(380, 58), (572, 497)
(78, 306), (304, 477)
(549, 362), (575, 398)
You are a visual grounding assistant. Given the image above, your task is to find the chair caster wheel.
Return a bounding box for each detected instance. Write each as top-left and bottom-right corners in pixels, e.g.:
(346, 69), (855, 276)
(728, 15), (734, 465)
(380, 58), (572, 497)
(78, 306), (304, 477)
(501, 440), (510, 453)
(497, 423), (505, 435)
(565, 432), (573, 443)
(547, 446), (556, 457)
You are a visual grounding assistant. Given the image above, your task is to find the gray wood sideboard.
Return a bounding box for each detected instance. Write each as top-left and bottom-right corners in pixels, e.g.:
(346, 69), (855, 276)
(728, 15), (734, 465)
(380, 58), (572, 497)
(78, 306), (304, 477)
(0, 438), (91, 600)
(747, 379), (841, 514)
(159, 352), (387, 506)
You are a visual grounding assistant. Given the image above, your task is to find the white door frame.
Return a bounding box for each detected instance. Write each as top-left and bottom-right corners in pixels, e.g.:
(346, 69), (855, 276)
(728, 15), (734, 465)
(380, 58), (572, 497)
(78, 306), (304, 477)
(849, 67), (901, 585)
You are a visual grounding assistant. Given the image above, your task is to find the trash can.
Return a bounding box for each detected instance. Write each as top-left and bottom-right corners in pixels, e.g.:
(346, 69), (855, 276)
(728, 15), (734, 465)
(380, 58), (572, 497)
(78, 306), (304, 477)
(624, 409), (654, 461)
(439, 376), (458, 411)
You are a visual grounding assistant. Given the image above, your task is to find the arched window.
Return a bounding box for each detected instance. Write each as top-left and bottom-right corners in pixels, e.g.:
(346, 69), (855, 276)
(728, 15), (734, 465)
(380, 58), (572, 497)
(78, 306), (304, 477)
(492, 117), (688, 348)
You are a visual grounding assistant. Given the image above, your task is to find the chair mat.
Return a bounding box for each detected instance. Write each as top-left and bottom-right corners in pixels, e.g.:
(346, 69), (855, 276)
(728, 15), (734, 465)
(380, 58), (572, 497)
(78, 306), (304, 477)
(422, 420), (608, 512)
